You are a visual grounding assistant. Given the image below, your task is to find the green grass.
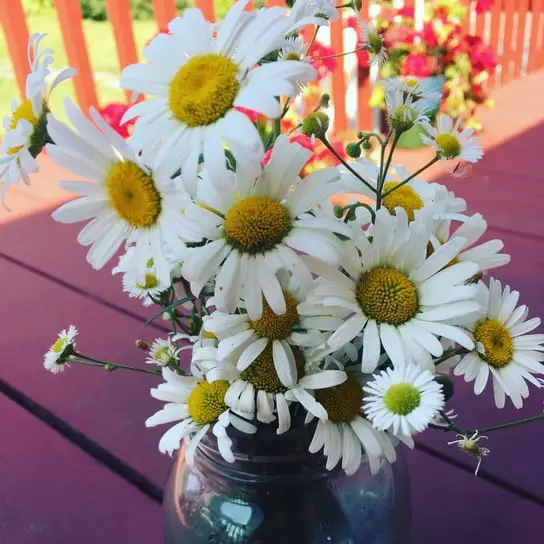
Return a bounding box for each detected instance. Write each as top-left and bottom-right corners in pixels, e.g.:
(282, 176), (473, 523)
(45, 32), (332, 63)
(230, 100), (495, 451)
(0, 12), (157, 133)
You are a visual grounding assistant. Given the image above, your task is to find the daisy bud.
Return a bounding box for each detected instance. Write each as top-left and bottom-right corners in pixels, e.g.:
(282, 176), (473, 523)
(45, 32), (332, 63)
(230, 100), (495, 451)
(362, 139), (372, 150)
(333, 205), (345, 218)
(136, 339), (151, 352)
(434, 375), (455, 402)
(346, 142), (361, 158)
(319, 93), (331, 109)
(302, 112), (330, 138)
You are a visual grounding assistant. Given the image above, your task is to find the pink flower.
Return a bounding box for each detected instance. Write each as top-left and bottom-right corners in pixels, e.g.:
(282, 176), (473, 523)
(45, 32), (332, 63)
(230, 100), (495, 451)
(475, 0), (494, 14)
(309, 41), (338, 81)
(98, 103), (134, 138)
(401, 53), (435, 77)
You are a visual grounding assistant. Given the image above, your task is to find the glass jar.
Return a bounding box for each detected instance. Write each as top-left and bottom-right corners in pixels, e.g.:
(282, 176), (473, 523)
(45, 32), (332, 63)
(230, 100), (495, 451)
(163, 425), (411, 544)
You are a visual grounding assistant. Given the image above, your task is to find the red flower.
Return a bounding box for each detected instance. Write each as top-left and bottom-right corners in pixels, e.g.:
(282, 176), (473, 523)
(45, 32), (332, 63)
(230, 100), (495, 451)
(467, 36), (497, 73)
(396, 6), (415, 18)
(234, 106), (263, 124)
(419, 22), (439, 48)
(308, 40), (337, 81)
(98, 103), (134, 138)
(475, 0), (494, 14)
(401, 53), (435, 77)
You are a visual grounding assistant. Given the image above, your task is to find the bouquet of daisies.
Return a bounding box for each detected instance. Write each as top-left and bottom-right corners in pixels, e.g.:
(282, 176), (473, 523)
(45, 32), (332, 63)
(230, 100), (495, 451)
(4, 0), (543, 479)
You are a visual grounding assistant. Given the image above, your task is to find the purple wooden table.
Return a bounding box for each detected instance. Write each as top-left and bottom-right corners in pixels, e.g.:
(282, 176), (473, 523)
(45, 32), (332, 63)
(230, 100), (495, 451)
(1, 71), (544, 542)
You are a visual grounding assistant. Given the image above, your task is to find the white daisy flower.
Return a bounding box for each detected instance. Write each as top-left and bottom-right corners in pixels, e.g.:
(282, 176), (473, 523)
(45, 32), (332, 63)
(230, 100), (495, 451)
(420, 114), (483, 163)
(286, 0), (338, 32)
(146, 336), (180, 366)
(448, 431), (490, 476)
(385, 88), (429, 134)
(429, 213), (510, 276)
(180, 135), (351, 319)
(120, 1), (316, 191)
(145, 367), (256, 463)
(363, 363), (445, 440)
(205, 349), (347, 434)
(43, 324), (78, 374)
(0, 33), (75, 210)
(454, 278), (544, 409)
(361, 20), (388, 66)
(308, 207), (480, 372)
(384, 76), (442, 116)
(113, 247), (170, 306)
(308, 374), (398, 475)
(48, 99), (192, 285)
(205, 271), (341, 387)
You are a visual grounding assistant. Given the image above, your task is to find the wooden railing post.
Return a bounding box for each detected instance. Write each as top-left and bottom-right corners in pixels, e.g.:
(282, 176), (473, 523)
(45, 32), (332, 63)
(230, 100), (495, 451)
(195, 0), (216, 21)
(105, 0), (139, 102)
(152, 0), (177, 31)
(55, 0), (98, 112)
(330, 18), (348, 133)
(0, 0), (30, 100)
(357, 0), (373, 131)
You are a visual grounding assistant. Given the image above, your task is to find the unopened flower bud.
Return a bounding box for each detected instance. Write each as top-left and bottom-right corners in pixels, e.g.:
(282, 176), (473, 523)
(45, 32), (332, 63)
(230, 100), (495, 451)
(333, 205), (345, 218)
(362, 139), (372, 150)
(435, 375), (455, 402)
(302, 112), (329, 138)
(319, 93), (331, 108)
(346, 142), (361, 158)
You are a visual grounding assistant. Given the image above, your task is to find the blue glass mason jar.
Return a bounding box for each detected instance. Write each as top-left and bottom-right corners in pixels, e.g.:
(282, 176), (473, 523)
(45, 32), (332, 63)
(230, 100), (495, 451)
(163, 424), (411, 544)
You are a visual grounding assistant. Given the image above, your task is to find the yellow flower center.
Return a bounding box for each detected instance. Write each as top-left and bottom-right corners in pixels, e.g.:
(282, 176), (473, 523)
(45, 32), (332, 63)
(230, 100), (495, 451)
(224, 196), (292, 254)
(473, 319), (513, 368)
(136, 272), (159, 290)
(52, 338), (68, 353)
(382, 182), (424, 221)
(356, 267), (418, 325)
(457, 438), (482, 456)
(284, 51), (302, 61)
(240, 345), (305, 394)
(249, 292), (300, 339)
(7, 99), (38, 155)
(405, 77), (419, 89)
(315, 374), (363, 423)
(435, 134), (461, 159)
(383, 382), (421, 415)
(168, 54), (239, 127)
(106, 161), (162, 228)
(187, 380), (230, 425)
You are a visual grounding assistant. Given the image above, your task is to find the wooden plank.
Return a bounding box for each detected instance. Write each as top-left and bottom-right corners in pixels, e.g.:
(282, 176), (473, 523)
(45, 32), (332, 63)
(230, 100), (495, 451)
(55, 0), (98, 112)
(0, 0), (30, 99)
(105, 0), (138, 102)
(195, 0), (216, 21)
(0, 258), (171, 486)
(152, 0), (177, 31)
(357, 0), (373, 130)
(514, 0), (530, 78)
(409, 448), (544, 543)
(528, 0), (543, 72)
(501, 0), (516, 83)
(0, 395), (161, 543)
(265, 0), (286, 5)
(488, 0), (502, 88)
(330, 18), (348, 133)
(475, 11), (486, 37)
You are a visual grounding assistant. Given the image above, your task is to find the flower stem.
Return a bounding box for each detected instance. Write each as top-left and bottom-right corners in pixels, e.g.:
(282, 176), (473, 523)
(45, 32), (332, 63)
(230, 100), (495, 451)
(71, 352), (161, 377)
(319, 135), (376, 194)
(381, 156), (440, 199)
(475, 414), (544, 434)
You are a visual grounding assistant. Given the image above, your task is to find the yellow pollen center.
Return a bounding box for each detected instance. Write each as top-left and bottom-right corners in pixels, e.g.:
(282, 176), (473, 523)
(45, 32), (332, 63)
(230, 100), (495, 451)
(315, 375), (363, 423)
(249, 292), (300, 339)
(224, 196), (292, 254)
(382, 182), (424, 221)
(168, 54), (239, 127)
(457, 439), (482, 456)
(384, 382), (421, 415)
(240, 345), (305, 394)
(187, 380), (230, 425)
(284, 51), (302, 61)
(435, 134), (461, 158)
(405, 77), (419, 89)
(52, 338), (67, 353)
(136, 273), (159, 290)
(357, 267), (418, 325)
(473, 319), (513, 368)
(106, 161), (162, 228)
(7, 99), (38, 155)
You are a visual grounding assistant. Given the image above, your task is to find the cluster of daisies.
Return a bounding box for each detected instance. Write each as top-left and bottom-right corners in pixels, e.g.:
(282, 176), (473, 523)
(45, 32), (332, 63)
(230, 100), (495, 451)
(5, 0), (541, 477)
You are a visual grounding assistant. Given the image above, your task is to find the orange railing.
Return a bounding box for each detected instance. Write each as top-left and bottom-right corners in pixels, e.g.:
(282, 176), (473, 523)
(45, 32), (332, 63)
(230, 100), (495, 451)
(1, 0), (544, 133)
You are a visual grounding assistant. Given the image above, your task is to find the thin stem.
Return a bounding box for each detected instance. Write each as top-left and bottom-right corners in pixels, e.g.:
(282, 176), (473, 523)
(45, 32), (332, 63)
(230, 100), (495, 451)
(305, 25), (320, 57)
(433, 347), (465, 366)
(381, 156), (440, 199)
(313, 45), (367, 62)
(475, 414), (544, 434)
(70, 355), (161, 377)
(319, 136), (377, 194)
(375, 130), (392, 210)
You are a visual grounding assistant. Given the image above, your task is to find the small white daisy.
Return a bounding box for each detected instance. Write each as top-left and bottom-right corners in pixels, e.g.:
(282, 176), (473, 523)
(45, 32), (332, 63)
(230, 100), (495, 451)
(363, 363), (445, 441)
(360, 20), (388, 66)
(307, 207), (480, 372)
(0, 33), (75, 210)
(121, 1), (316, 192)
(43, 325), (78, 374)
(448, 431), (490, 476)
(384, 76), (442, 114)
(146, 336), (181, 366)
(385, 88), (429, 134)
(428, 213), (510, 275)
(205, 271), (341, 387)
(48, 99), (192, 285)
(308, 373), (398, 475)
(454, 278), (544, 409)
(145, 367), (256, 463)
(420, 114), (483, 163)
(179, 135), (351, 319)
